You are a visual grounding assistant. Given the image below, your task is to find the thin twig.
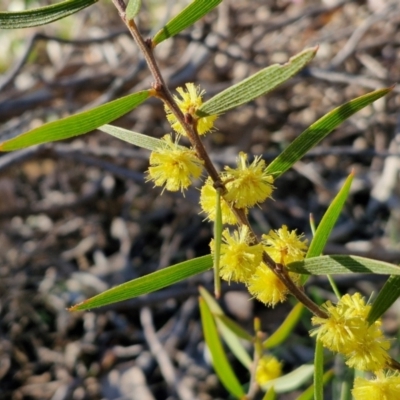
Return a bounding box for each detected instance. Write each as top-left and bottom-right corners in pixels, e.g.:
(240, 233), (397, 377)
(306, 67), (399, 93)
(140, 307), (195, 400)
(329, 3), (398, 69)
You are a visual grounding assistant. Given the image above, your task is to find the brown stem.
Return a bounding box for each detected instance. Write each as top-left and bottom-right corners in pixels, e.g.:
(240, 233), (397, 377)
(112, 0), (126, 16)
(270, 258), (328, 318)
(235, 208), (327, 318)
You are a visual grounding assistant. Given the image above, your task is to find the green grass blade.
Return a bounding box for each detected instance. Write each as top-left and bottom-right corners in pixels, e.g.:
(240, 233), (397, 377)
(199, 286), (253, 341)
(69, 255), (212, 311)
(152, 0), (222, 45)
(264, 303), (304, 349)
(199, 297), (246, 399)
(199, 287), (252, 369)
(265, 87), (393, 178)
(198, 47), (316, 117)
(314, 340), (324, 400)
(0, 91), (150, 151)
(126, 0), (141, 20)
(307, 172), (354, 258)
(367, 275), (400, 324)
(0, 0), (97, 29)
(261, 365), (314, 393)
(287, 255), (400, 276)
(339, 372), (353, 400)
(262, 387), (276, 400)
(98, 124), (164, 151)
(297, 370), (334, 400)
(216, 319), (252, 370)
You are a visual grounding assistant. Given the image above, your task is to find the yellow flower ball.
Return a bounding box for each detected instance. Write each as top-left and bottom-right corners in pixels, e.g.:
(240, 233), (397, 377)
(165, 83), (217, 136)
(210, 226), (263, 283)
(255, 355), (282, 385)
(223, 152), (275, 208)
(200, 177), (247, 225)
(147, 134), (203, 192)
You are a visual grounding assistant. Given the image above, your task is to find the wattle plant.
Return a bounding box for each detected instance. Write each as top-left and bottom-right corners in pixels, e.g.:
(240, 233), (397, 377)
(1, 1), (399, 399)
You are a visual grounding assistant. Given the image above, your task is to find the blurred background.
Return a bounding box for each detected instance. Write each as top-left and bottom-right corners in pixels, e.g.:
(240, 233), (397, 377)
(1, 0), (400, 399)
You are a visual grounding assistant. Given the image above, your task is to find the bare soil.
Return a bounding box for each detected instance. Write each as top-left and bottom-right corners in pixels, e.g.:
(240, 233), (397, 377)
(1, 1), (400, 399)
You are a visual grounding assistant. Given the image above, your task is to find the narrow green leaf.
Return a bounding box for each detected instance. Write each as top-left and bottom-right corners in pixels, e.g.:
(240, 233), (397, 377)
(261, 365), (314, 393)
(199, 287), (252, 369)
(126, 0), (141, 20)
(339, 374), (353, 400)
(199, 286), (253, 341)
(98, 124), (164, 151)
(287, 255), (400, 276)
(218, 315), (254, 342)
(265, 87), (393, 178)
(199, 297), (246, 399)
(297, 370), (334, 400)
(314, 340), (324, 400)
(0, 0), (97, 29)
(152, 0), (222, 45)
(307, 172), (354, 258)
(264, 303), (304, 349)
(301, 172), (354, 288)
(0, 91), (150, 151)
(216, 320), (252, 370)
(197, 47), (317, 117)
(69, 255), (212, 311)
(367, 275), (400, 324)
(262, 387), (276, 400)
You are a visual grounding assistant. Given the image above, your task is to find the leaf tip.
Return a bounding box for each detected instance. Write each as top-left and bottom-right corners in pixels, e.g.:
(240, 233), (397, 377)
(68, 301), (87, 312)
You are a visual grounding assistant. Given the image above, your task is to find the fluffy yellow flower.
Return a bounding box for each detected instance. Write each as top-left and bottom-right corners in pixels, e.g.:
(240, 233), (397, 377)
(165, 83), (217, 136)
(210, 226), (263, 283)
(200, 177), (248, 225)
(223, 152), (275, 208)
(353, 372), (400, 400)
(247, 262), (300, 307)
(255, 355), (282, 385)
(311, 293), (390, 371)
(262, 225), (308, 265)
(147, 134), (203, 192)
(344, 323), (390, 371)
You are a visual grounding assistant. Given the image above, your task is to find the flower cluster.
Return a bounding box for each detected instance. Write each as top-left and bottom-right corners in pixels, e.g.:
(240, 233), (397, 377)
(145, 82), (397, 396)
(146, 83), (217, 194)
(148, 83), (306, 308)
(311, 293), (390, 372)
(247, 226), (306, 306)
(311, 291), (394, 396)
(148, 83), (276, 221)
(210, 225), (307, 307)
